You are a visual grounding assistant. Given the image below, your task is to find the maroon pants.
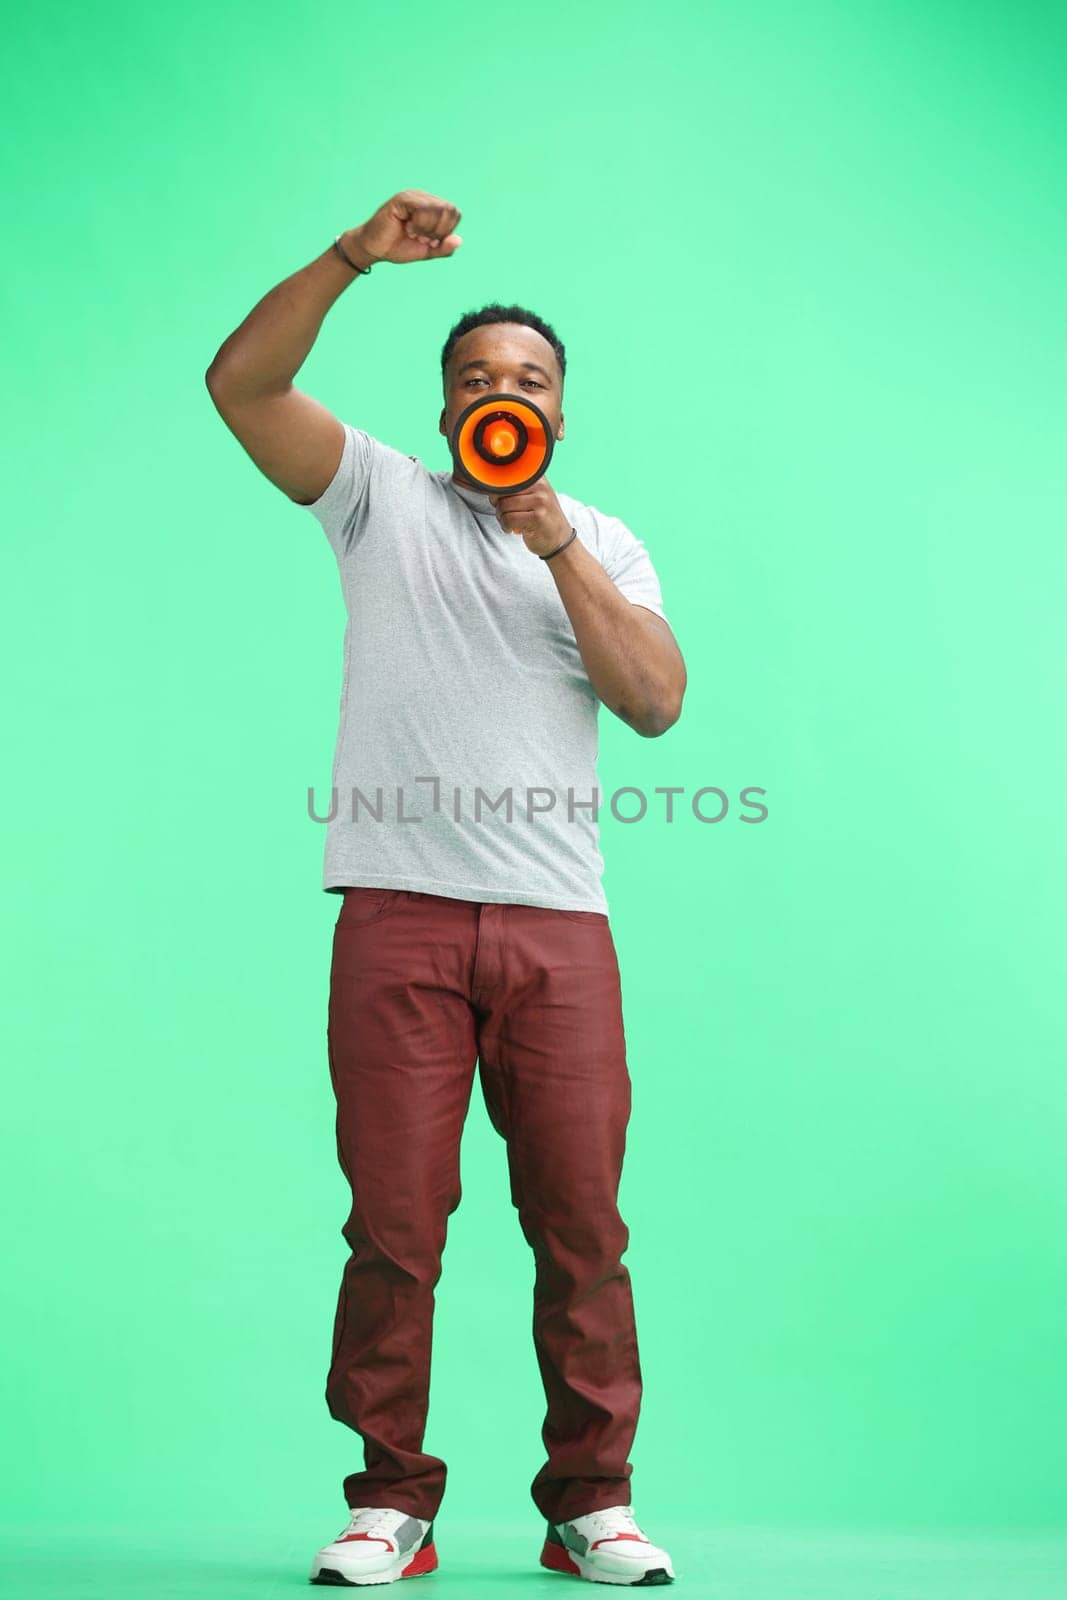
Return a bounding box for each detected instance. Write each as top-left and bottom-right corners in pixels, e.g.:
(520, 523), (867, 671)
(324, 887), (643, 1525)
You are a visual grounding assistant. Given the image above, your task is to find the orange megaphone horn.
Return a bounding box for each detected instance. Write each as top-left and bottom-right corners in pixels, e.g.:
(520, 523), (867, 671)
(448, 391), (554, 494)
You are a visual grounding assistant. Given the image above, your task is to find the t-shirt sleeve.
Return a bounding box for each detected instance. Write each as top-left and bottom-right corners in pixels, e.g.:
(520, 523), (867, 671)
(597, 514), (671, 624)
(302, 423), (379, 556)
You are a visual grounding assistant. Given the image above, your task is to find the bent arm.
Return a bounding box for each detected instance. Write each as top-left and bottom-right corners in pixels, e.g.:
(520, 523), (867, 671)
(204, 229), (376, 505)
(547, 538), (687, 736)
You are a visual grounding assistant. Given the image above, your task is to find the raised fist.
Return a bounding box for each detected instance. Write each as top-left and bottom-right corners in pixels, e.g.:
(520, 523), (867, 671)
(348, 189), (463, 266)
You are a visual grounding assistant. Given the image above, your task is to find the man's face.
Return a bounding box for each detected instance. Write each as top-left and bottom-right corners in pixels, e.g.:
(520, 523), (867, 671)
(439, 322), (564, 488)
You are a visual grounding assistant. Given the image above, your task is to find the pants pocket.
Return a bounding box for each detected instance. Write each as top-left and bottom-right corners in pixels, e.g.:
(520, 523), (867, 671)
(336, 887), (406, 926)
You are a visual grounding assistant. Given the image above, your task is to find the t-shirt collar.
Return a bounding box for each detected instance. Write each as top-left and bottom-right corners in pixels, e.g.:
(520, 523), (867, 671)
(443, 472), (498, 515)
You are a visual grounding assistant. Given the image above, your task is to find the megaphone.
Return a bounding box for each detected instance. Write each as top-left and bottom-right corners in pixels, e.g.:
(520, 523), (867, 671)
(448, 391), (555, 494)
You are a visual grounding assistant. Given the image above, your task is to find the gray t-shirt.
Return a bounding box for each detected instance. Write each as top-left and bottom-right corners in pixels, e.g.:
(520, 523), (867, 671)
(305, 423), (670, 914)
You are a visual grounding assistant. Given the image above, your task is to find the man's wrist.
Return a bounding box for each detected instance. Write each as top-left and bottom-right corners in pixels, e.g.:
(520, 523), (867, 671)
(336, 228), (379, 274)
(533, 523), (579, 560)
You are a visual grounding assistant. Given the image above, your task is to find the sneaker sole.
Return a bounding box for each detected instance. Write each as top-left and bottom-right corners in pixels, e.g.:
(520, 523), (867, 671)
(540, 1537), (674, 1586)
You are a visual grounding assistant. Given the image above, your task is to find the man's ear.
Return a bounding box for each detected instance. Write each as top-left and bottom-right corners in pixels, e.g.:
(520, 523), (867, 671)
(439, 407), (447, 436)
(557, 411), (565, 441)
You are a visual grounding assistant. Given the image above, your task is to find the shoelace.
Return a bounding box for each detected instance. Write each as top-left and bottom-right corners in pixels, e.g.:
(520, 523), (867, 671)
(338, 1507), (414, 1545)
(578, 1504), (647, 1545)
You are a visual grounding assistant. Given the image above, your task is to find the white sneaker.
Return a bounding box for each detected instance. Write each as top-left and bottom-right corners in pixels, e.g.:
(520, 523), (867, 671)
(540, 1503), (676, 1585)
(309, 1505), (437, 1586)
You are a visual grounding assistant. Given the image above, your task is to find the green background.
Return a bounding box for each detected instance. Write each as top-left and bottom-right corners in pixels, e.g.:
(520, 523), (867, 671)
(4, 0), (1066, 1593)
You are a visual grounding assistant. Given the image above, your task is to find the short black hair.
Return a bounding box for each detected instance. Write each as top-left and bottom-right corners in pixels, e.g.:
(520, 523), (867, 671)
(441, 302), (566, 389)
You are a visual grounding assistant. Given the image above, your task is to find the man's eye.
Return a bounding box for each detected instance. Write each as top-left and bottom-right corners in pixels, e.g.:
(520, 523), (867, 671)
(464, 378), (541, 388)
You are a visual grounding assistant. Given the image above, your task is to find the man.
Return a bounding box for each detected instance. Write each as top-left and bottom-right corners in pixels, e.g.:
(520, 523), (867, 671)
(205, 189), (686, 1588)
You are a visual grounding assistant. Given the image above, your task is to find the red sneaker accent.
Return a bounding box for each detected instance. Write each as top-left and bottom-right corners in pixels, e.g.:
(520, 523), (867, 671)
(401, 1542), (438, 1577)
(540, 1539), (581, 1576)
(339, 1533), (396, 1549)
(590, 1533), (650, 1550)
